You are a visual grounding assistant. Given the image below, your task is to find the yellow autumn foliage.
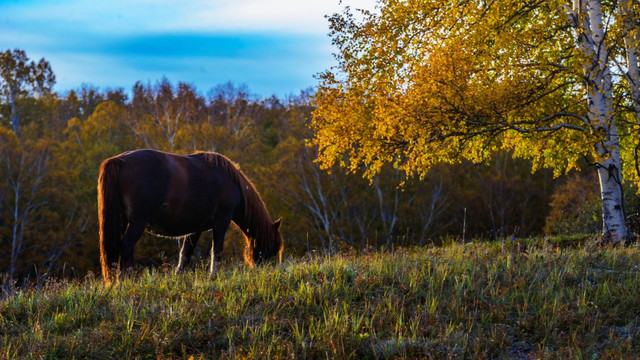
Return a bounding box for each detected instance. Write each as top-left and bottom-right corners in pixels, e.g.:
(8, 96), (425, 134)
(312, 0), (635, 182)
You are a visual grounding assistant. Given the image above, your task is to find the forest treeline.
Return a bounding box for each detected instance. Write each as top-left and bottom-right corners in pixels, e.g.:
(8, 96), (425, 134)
(0, 52), (613, 281)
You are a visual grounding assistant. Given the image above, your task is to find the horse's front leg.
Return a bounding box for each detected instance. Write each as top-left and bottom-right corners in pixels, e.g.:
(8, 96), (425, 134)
(175, 232), (201, 274)
(210, 218), (231, 277)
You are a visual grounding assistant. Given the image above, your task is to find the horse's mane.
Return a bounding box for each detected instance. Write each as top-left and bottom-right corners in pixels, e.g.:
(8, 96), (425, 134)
(197, 152), (277, 264)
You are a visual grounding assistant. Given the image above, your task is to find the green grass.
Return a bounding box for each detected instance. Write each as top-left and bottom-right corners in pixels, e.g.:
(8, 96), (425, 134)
(2, 238), (640, 359)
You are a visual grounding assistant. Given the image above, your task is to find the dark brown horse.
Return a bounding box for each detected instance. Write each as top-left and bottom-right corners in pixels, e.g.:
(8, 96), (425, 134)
(97, 149), (283, 283)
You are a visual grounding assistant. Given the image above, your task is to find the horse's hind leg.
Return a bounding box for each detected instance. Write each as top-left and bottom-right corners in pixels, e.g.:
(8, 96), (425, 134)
(120, 219), (147, 275)
(175, 232), (201, 274)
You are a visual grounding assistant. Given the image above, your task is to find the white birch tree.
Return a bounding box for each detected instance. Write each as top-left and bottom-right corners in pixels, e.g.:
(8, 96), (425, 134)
(565, 0), (627, 238)
(0, 129), (51, 280)
(312, 0), (640, 241)
(0, 49), (55, 136)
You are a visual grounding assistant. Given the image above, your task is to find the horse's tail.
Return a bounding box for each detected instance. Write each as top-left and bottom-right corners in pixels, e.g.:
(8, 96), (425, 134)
(97, 157), (124, 284)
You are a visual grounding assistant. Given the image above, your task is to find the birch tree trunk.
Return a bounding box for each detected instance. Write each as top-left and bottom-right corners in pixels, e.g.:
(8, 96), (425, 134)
(5, 146), (50, 279)
(618, 0), (640, 124)
(10, 89), (19, 135)
(570, 0), (628, 240)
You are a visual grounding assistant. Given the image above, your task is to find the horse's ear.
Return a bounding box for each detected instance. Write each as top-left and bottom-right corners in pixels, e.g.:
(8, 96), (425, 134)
(274, 217), (283, 229)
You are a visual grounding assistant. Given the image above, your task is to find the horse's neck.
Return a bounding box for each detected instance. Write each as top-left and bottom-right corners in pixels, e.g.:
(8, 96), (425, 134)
(232, 200), (254, 236)
(233, 211), (251, 236)
(233, 198), (269, 239)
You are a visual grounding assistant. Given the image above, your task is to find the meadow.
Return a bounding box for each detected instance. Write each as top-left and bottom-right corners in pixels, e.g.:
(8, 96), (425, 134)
(1, 237), (639, 359)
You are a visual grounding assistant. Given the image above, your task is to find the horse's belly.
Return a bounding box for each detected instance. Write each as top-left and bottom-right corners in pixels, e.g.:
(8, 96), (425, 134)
(145, 216), (211, 237)
(144, 226), (197, 238)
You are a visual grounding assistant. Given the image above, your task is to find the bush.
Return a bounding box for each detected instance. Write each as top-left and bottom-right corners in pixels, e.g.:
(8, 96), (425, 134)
(545, 172), (601, 235)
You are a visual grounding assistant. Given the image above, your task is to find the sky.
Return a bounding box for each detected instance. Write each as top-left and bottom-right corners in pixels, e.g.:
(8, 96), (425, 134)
(0, 0), (378, 99)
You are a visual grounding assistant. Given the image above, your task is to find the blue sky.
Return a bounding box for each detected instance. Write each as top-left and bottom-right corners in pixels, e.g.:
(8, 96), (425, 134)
(0, 0), (377, 98)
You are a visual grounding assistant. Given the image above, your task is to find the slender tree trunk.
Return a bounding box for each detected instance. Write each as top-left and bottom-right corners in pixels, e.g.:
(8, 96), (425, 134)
(373, 175), (399, 245)
(5, 147), (50, 280)
(596, 149), (627, 240)
(570, 0), (628, 240)
(617, 0), (640, 190)
(618, 0), (640, 122)
(10, 180), (21, 280)
(10, 89), (19, 136)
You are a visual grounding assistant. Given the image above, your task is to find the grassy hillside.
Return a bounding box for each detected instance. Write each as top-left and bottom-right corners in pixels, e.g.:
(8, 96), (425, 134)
(1, 238), (640, 359)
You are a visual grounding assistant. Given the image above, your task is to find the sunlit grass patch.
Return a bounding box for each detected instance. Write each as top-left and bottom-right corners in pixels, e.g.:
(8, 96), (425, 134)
(1, 238), (640, 358)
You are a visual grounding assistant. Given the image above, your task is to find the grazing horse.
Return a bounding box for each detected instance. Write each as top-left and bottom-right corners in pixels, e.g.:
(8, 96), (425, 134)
(97, 149), (283, 284)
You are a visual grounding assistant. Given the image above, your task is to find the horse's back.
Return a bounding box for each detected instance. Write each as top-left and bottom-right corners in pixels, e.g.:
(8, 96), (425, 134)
(112, 149), (242, 236)
(109, 150), (176, 221)
(118, 149), (172, 191)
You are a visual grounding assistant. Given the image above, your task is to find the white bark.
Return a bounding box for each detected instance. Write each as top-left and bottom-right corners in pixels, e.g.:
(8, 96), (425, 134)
(10, 88), (19, 135)
(372, 174), (401, 245)
(417, 179), (449, 245)
(618, 0), (640, 123)
(5, 148), (50, 279)
(294, 147), (340, 250)
(570, 0), (628, 240)
(617, 0), (640, 190)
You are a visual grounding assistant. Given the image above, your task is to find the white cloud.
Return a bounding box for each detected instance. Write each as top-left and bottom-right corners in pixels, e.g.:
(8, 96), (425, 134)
(1, 0), (378, 35)
(177, 0), (378, 34)
(0, 0), (379, 95)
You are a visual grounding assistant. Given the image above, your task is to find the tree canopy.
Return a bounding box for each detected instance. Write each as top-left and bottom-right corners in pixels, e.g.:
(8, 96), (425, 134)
(0, 44), (622, 281)
(0, 49), (55, 135)
(312, 0), (640, 240)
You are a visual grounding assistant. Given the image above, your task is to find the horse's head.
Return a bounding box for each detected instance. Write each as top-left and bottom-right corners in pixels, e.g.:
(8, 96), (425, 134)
(244, 217), (284, 266)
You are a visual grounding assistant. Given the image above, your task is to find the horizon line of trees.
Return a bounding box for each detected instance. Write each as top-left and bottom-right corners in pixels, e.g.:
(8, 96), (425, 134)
(0, 48), (611, 282)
